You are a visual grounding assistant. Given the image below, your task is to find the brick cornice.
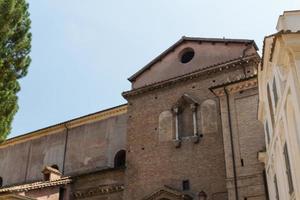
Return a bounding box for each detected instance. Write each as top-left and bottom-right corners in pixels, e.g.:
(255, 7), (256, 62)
(123, 54), (260, 98)
(73, 184), (124, 199)
(211, 77), (258, 96)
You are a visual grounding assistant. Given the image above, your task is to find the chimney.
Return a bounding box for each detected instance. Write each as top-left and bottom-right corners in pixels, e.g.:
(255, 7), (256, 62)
(42, 166), (62, 181)
(276, 10), (300, 32)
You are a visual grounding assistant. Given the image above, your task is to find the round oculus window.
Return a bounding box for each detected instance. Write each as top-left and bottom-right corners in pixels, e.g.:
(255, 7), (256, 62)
(180, 48), (195, 64)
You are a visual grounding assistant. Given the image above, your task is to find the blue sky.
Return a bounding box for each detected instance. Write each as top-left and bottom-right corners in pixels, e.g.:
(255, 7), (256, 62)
(10, 0), (300, 137)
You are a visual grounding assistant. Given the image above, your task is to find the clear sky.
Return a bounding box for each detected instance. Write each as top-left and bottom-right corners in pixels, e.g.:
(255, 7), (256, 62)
(10, 0), (300, 138)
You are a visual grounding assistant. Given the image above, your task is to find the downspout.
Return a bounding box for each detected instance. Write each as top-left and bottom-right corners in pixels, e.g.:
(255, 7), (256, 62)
(24, 143), (32, 183)
(242, 44), (252, 78)
(62, 123), (69, 175)
(224, 87), (239, 200)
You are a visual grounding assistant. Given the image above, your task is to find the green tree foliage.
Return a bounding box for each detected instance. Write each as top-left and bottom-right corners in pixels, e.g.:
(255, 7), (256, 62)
(0, 0), (31, 141)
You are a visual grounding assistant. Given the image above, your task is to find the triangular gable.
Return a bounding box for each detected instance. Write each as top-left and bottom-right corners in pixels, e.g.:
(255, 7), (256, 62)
(128, 36), (258, 89)
(142, 185), (193, 200)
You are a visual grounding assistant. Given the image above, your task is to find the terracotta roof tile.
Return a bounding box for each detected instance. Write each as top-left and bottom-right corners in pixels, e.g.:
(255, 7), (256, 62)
(0, 177), (71, 193)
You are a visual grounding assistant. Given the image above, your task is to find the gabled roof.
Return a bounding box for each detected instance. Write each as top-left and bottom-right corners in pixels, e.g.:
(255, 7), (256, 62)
(128, 36), (258, 82)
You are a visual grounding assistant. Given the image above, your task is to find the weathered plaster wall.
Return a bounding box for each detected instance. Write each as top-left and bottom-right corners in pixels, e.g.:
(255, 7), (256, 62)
(133, 41), (257, 89)
(64, 114), (127, 175)
(0, 113), (127, 186)
(0, 142), (30, 185)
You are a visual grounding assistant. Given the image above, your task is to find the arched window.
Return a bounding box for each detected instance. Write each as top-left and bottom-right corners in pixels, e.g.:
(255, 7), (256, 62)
(173, 94), (198, 140)
(0, 177), (3, 187)
(114, 150), (126, 168)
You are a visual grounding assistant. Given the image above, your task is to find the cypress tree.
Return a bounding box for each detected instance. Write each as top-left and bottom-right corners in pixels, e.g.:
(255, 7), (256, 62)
(0, 0), (31, 141)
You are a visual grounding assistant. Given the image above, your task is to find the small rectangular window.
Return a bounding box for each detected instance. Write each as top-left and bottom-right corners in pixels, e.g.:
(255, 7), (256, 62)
(182, 180), (190, 191)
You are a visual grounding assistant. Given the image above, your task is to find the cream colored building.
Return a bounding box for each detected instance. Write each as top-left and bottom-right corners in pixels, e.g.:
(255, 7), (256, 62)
(258, 10), (300, 200)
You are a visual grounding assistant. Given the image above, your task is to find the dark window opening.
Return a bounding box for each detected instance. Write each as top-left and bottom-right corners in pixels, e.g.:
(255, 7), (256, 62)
(51, 164), (59, 170)
(0, 177), (3, 187)
(241, 159), (244, 167)
(44, 173), (50, 181)
(59, 187), (65, 200)
(114, 150), (126, 168)
(182, 180), (190, 191)
(180, 49), (195, 64)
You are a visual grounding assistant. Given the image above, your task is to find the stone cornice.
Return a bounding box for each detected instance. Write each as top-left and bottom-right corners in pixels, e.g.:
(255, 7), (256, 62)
(0, 104), (127, 148)
(123, 54), (260, 98)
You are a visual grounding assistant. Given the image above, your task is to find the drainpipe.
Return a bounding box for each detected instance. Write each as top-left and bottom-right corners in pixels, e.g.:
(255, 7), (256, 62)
(62, 123), (69, 175)
(224, 87), (239, 200)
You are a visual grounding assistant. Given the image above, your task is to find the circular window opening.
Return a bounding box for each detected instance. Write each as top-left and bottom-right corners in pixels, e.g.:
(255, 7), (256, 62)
(180, 48), (195, 64)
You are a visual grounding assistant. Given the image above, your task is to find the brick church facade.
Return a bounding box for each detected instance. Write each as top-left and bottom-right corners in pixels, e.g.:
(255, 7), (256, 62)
(0, 37), (267, 200)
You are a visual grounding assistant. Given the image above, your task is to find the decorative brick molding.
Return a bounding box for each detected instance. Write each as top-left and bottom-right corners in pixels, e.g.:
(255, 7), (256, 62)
(73, 184), (124, 199)
(212, 77), (258, 96)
